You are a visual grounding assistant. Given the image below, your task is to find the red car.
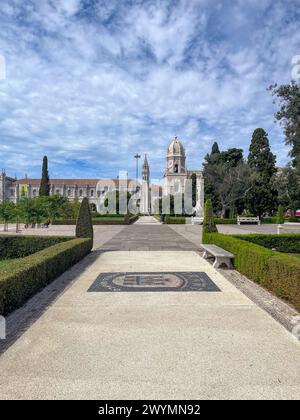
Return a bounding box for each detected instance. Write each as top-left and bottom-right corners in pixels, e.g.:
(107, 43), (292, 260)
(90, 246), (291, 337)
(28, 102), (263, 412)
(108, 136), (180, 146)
(285, 209), (300, 217)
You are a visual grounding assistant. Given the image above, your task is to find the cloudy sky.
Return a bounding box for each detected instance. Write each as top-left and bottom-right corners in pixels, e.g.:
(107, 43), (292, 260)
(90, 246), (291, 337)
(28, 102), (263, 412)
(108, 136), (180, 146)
(0, 0), (299, 180)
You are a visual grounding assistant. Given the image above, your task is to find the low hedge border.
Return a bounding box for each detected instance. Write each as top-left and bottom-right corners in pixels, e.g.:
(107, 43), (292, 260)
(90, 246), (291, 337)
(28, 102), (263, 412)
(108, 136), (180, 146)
(213, 217), (299, 224)
(0, 237), (92, 315)
(53, 215), (139, 225)
(233, 234), (300, 254)
(165, 216), (187, 224)
(202, 231), (300, 311)
(0, 235), (71, 259)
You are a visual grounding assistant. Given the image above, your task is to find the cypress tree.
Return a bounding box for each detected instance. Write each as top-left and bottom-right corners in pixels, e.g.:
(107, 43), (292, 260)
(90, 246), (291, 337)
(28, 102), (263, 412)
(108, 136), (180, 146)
(203, 198), (217, 233)
(276, 204), (284, 225)
(39, 156), (50, 196)
(247, 128), (277, 217)
(191, 173), (197, 207)
(76, 197), (94, 246)
(248, 129), (276, 176)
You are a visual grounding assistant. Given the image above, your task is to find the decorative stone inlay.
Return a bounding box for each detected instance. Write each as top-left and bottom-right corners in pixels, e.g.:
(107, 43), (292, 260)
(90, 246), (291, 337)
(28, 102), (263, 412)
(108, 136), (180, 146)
(88, 272), (220, 292)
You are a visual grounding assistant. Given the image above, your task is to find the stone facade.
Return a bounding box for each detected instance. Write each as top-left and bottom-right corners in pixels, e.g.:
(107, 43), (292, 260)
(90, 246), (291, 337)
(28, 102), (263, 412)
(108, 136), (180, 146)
(0, 137), (204, 215)
(163, 137), (204, 216)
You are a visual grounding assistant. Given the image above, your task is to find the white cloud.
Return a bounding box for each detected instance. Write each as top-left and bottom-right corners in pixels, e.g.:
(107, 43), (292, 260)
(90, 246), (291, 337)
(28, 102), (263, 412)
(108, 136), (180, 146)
(0, 0), (299, 178)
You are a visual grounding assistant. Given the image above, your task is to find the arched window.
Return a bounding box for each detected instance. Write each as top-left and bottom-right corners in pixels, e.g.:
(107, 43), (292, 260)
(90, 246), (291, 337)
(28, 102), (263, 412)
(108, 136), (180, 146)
(79, 189), (83, 197)
(174, 164), (178, 173)
(90, 190), (94, 197)
(68, 189), (71, 197)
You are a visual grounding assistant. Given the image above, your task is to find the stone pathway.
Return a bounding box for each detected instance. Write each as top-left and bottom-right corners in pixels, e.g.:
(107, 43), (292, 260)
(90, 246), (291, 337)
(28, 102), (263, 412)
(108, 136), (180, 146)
(0, 225), (299, 400)
(133, 215), (161, 225)
(98, 224), (198, 251)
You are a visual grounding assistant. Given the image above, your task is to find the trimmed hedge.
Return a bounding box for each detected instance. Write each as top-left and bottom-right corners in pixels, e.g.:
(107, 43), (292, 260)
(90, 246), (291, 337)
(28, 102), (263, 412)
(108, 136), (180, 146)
(233, 234), (300, 254)
(165, 216), (186, 224)
(202, 231), (300, 310)
(0, 238), (92, 315)
(0, 235), (70, 259)
(213, 217), (295, 224)
(53, 215), (139, 225)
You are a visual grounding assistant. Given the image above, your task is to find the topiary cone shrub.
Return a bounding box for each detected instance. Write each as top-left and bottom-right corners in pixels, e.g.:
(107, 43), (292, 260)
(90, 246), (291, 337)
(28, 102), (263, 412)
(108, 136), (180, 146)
(276, 204), (284, 225)
(76, 197), (93, 249)
(202, 199), (217, 243)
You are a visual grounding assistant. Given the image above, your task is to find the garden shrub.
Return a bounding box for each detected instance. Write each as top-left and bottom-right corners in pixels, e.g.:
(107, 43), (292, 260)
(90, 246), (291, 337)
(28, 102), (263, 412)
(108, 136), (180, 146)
(76, 197), (94, 245)
(165, 216), (186, 224)
(233, 234), (300, 254)
(0, 235), (70, 259)
(202, 231), (300, 310)
(0, 238), (92, 315)
(202, 199), (217, 236)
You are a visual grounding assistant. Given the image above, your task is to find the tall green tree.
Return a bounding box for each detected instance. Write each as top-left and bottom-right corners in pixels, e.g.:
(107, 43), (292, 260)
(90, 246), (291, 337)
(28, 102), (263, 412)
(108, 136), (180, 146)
(246, 128), (277, 217)
(203, 143), (248, 217)
(269, 82), (300, 172)
(191, 173), (197, 207)
(203, 142), (221, 212)
(273, 166), (300, 214)
(220, 148), (243, 167)
(0, 201), (16, 231)
(39, 156), (50, 196)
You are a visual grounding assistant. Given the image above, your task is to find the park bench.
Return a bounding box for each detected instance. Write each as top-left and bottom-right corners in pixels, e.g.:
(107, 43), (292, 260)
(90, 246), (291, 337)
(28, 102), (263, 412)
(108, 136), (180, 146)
(237, 216), (260, 225)
(191, 216), (204, 225)
(202, 244), (234, 269)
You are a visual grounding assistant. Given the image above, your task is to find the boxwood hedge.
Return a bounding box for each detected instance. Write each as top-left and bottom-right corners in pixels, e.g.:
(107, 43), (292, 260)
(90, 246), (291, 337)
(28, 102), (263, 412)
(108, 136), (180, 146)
(0, 235), (71, 259)
(202, 231), (300, 310)
(165, 216), (187, 224)
(233, 234), (300, 254)
(53, 215), (139, 225)
(0, 237), (92, 315)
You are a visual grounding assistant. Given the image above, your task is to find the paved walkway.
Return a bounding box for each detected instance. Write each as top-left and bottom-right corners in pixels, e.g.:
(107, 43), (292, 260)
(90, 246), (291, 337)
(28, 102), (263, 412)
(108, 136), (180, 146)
(134, 215), (161, 225)
(0, 225), (299, 399)
(99, 224), (199, 251)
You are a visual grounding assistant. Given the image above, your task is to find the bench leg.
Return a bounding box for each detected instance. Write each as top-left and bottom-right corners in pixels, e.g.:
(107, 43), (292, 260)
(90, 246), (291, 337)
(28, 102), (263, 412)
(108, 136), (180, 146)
(202, 251), (209, 259)
(213, 257), (233, 269)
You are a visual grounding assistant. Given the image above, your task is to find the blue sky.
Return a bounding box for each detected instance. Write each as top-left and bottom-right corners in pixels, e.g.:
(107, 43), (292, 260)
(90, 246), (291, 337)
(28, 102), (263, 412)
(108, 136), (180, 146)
(0, 0), (299, 180)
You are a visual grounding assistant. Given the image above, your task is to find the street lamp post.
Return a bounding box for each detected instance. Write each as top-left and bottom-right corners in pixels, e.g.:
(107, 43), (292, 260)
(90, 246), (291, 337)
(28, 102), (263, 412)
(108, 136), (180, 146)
(134, 153), (141, 186)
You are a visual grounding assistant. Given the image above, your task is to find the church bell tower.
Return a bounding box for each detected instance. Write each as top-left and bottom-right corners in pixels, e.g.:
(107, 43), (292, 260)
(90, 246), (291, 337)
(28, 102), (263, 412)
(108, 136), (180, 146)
(140, 154), (150, 214)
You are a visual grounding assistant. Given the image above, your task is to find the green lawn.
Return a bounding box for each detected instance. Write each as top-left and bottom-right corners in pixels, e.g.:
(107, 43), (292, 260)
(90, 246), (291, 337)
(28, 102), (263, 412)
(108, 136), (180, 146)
(290, 254), (300, 260)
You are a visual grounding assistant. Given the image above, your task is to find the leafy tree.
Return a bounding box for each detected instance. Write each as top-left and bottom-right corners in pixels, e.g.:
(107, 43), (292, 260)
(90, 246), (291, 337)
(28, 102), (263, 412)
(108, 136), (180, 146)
(203, 199), (217, 233)
(205, 160), (254, 217)
(76, 197), (93, 244)
(17, 197), (47, 225)
(220, 148), (243, 167)
(42, 196), (68, 221)
(39, 156), (50, 196)
(269, 82), (300, 172)
(273, 166), (300, 214)
(0, 201), (16, 231)
(246, 128), (277, 217)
